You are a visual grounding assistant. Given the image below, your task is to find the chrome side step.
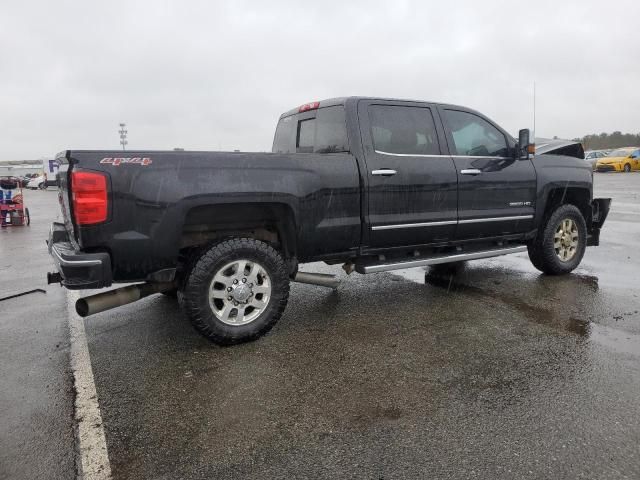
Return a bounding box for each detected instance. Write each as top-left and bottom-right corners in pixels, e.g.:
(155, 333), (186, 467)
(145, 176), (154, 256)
(356, 246), (527, 274)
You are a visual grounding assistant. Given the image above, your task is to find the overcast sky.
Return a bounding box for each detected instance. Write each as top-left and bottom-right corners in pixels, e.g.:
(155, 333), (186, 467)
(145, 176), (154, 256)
(1, 0), (638, 160)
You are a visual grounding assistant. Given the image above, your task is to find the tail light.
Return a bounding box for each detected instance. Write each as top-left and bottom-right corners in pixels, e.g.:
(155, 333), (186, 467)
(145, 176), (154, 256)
(71, 171), (108, 225)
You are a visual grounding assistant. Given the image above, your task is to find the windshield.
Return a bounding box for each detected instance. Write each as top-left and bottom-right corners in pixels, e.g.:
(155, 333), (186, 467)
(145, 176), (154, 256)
(608, 149), (632, 157)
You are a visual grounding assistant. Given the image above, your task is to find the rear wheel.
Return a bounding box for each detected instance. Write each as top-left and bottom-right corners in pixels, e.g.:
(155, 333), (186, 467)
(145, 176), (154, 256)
(528, 204), (586, 275)
(180, 238), (289, 345)
(624, 163), (631, 172)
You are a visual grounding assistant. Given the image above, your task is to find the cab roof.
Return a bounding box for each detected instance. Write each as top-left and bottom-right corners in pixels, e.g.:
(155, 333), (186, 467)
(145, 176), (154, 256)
(278, 96), (465, 119)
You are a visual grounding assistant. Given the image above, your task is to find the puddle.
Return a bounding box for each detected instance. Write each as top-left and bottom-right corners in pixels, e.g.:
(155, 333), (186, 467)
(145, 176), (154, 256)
(391, 264), (640, 357)
(587, 322), (640, 356)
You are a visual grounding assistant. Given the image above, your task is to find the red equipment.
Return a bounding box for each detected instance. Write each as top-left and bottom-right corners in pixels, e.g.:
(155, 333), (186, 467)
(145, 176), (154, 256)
(1, 176), (30, 227)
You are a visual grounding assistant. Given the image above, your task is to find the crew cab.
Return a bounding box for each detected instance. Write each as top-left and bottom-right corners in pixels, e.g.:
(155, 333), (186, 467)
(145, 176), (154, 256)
(47, 97), (611, 345)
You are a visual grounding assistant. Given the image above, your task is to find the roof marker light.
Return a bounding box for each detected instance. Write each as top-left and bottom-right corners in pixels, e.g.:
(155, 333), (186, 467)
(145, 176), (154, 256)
(298, 101), (320, 113)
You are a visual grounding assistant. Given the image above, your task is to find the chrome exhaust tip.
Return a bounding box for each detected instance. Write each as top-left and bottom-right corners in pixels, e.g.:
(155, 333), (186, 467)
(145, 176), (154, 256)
(75, 282), (175, 317)
(292, 272), (340, 289)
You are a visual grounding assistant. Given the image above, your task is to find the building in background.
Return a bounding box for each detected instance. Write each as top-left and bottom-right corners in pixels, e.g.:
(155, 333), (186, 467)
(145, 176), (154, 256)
(0, 160), (44, 177)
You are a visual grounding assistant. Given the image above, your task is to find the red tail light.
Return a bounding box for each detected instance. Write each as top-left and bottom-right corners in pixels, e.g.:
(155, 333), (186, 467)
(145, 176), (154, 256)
(71, 171), (108, 225)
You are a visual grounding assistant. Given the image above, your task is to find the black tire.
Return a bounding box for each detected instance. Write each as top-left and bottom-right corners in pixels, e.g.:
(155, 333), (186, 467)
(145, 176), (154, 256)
(527, 204), (586, 275)
(179, 238), (289, 345)
(24, 208), (30, 226)
(624, 163), (631, 172)
(38, 182), (46, 190)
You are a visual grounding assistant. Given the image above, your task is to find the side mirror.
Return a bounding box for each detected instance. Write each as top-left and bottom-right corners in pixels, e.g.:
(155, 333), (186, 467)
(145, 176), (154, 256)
(518, 129), (534, 159)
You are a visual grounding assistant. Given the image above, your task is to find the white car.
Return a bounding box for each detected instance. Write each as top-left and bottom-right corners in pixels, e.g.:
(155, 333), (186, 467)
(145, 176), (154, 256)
(585, 150), (609, 171)
(27, 174), (47, 189)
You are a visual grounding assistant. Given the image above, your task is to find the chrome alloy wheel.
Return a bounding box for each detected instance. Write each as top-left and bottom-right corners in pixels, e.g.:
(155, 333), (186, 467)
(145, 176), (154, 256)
(208, 260), (272, 326)
(554, 218), (579, 262)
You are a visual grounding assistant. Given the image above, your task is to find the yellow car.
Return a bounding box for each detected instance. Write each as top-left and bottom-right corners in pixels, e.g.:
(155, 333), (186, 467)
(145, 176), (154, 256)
(596, 147), (640, 172)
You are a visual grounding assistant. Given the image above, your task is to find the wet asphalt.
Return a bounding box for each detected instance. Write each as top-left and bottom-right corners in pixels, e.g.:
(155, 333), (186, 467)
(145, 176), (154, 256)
(1, 173), (639, 479)
(0, 189), (74, 480)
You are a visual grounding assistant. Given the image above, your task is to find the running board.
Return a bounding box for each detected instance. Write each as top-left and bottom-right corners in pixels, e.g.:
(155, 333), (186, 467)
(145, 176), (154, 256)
(356, 246), (527, 274)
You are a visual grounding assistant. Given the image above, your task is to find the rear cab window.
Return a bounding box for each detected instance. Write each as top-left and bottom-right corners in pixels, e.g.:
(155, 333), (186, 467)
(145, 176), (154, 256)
(272, 105), (349, 154)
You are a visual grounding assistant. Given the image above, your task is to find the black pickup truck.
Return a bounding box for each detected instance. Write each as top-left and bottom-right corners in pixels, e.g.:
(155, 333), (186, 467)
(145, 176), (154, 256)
(48, 97), (610, 345)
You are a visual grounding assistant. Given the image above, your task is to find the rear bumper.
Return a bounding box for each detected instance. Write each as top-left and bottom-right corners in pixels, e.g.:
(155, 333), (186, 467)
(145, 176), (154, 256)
(47, 222), (112, 289)
(586, 198), (611, 247)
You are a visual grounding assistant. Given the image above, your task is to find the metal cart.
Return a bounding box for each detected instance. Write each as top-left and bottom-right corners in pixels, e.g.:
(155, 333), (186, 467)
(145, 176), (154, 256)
(1, 176), (30, 227)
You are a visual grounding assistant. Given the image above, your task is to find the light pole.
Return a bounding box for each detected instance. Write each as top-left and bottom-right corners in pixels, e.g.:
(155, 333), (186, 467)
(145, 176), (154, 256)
(119, 123), (128, 150)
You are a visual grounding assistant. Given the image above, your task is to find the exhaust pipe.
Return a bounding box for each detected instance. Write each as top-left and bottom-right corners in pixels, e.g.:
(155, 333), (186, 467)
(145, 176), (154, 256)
(292, 272), (340, 289)
(75, 282), (175, 317)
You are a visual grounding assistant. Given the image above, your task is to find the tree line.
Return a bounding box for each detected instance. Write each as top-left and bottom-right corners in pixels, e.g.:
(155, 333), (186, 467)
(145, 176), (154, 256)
(572, 132), (640, 150)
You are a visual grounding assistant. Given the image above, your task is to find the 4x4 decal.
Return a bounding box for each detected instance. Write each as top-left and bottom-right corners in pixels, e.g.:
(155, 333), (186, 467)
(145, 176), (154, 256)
(100, 157), (152, 166)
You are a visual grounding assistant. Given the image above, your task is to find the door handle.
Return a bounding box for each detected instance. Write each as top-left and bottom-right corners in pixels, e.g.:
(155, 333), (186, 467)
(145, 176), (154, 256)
(460, 168), (482, 175)
(372, 169), (397, 176)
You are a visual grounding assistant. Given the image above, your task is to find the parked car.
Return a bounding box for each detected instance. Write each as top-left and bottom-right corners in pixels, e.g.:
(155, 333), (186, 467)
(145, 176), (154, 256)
(596, 147), (640, 172)
(11, 173), (36, 187)
(26, 174), (47, 189)
(47, 96), (611, 345)
(584, 150), (609, 170)
(26, 173), (57, 189)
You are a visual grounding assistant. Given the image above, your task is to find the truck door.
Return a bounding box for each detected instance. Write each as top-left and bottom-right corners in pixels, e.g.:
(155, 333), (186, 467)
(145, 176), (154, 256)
(358, 100), (458, 248)
(438, 107), (537, 239)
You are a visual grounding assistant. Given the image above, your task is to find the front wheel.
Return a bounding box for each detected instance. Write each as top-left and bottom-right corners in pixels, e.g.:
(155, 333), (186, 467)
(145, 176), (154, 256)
(624, 163), (631, 172)
(527, 204), (586, 275)
(180, 238), (290, 345)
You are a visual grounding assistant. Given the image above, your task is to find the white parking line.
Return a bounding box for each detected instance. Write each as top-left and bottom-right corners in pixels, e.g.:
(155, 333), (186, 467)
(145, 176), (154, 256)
(67, 290), (112, 480)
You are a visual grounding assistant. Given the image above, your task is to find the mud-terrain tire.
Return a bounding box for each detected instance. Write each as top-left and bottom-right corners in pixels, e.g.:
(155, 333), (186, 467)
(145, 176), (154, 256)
(180, 238), (289, 345)
(528, 204), (586, 275)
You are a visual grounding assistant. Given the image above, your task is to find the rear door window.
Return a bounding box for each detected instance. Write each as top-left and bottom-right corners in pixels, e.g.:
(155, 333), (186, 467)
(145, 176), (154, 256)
(443, 109), (508, 157)
(367, 105), (440, 155)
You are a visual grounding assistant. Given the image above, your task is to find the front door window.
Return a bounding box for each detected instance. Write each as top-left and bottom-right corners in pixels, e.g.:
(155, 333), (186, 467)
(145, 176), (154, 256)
(443, 109), (508, 157)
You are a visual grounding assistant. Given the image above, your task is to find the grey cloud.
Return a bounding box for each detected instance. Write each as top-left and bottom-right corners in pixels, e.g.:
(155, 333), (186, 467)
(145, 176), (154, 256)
(1, 0), (638, 160)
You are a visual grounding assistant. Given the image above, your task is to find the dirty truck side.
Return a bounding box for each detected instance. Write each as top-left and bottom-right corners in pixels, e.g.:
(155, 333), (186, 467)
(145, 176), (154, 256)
(47, 97), (611, 345)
